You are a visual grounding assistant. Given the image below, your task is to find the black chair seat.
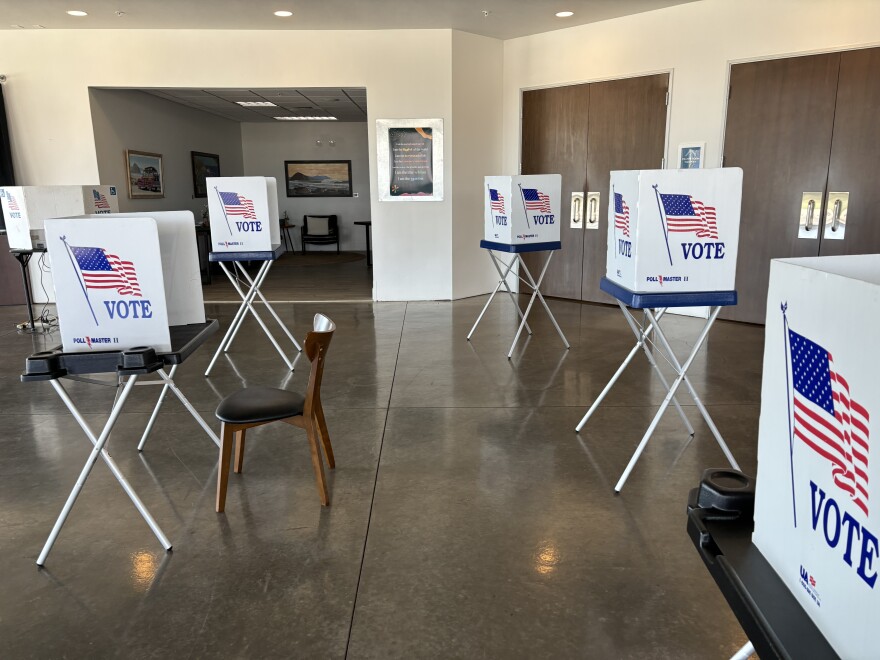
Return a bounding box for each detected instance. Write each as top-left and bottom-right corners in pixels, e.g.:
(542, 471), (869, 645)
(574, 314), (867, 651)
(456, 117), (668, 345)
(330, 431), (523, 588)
(215, 386), (304, 424)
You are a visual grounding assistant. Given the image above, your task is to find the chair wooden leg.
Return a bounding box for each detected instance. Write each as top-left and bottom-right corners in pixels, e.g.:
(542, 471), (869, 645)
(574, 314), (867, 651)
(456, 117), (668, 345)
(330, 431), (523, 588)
(234, 428), (247, 474)
(216, 423), (235, 512)
(305, 420), (330, 506)
(315, 404), (335, 469)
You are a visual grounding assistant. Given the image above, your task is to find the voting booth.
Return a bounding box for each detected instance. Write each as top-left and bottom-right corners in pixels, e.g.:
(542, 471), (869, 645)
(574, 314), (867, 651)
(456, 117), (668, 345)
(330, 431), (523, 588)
(206, 176), (280, 253)
(576, 169), (744, 491)
(45, 217), (171, 352)
(483, 174), (561, 248)
(1, 185), (120, 251)
(753, 255), (880, 659)
(605, 168), (742, 293)
(469, 174), (569, 358)
(29, 214), (221, 565)
(0, 185), (121, 307)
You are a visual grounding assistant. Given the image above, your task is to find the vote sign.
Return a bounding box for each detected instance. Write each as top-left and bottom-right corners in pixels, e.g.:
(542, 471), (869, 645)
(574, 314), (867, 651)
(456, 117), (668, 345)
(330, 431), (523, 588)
(45, 218), (170, 352)
(605, 168), (742, 293)
(483, 175), (561, 246)
(754, 255), (880, 659)
(207, 176), (278, 252)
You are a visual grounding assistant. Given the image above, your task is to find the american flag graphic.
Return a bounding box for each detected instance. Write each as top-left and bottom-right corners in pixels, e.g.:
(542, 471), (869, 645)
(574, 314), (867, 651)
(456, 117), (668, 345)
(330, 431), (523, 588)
(7, 194), (19, 212)
(219, 191), (257, 220)
(521, 188), (551, 213)
(659, 193), (718, 239)
(93, 190), (110, 209)
(789, 327), (870, 516)
(70, 246), (142, 297)
(489, 188), (505, 214)
(614, 192), (630, 237)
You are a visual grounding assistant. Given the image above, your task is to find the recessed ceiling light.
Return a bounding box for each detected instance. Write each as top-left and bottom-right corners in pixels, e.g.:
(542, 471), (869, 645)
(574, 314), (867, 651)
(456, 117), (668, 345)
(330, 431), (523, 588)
(274, 11), (293, 17)
(236, 101), (278, 107)
(555, 11), (574, 18)
(32, 24), (46, 28)
(10, 24), (25, 28)
(274, 116), (337, 121)
(67, 10), (88, 17)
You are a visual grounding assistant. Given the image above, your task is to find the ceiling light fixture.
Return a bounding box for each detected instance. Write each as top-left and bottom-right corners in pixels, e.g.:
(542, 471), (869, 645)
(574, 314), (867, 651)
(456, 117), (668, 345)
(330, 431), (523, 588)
(555, 11), (574, 18)
(274, 116), (337, 121)
(274, 11), (293, 17)
(67, 10), (88, 17)
(236, 101), (278, 107)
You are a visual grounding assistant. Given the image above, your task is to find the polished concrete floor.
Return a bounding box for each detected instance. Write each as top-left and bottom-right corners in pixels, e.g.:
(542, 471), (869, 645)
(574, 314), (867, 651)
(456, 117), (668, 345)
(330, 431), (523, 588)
(0, 292), (764, 658)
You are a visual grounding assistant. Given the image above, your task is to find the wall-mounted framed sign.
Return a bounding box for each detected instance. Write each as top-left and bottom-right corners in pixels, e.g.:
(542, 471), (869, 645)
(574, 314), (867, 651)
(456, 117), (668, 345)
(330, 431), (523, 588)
(376, 118), (443, 201)
(678, 142), (706, 169)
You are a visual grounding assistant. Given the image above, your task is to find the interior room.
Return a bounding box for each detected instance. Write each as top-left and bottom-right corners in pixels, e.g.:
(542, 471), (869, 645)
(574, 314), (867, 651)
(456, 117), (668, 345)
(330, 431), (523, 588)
(90, 86), (374, 302)
(1, 0), (878, 658)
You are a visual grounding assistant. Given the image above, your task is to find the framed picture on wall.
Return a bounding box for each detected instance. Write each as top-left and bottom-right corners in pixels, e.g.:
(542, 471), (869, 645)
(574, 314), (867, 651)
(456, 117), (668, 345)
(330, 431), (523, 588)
(191, 151), (220, 198)
(376, 118), (443, 201)
(125, 149), (164, 199)
(284, 160), (353, 197)
(678, 142), (706, 169)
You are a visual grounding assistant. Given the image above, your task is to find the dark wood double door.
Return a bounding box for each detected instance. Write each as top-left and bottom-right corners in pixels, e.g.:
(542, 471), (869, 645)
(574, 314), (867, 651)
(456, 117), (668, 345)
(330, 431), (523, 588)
(520, 74), (669, 303)
(723, 46), (880, 324)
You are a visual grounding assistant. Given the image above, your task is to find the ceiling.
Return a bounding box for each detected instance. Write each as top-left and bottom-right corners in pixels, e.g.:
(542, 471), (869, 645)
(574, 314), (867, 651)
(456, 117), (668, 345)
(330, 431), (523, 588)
(2, 0), (699, 40)
(141, 88), (367, 123)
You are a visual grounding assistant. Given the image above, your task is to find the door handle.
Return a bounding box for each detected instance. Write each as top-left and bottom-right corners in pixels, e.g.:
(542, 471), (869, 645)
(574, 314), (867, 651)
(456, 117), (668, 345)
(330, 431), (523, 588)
(823, 192), (848, 240)
(798, 192), (821, 239)
(586, 192), (600, 229)
(571, 192), (584, 228)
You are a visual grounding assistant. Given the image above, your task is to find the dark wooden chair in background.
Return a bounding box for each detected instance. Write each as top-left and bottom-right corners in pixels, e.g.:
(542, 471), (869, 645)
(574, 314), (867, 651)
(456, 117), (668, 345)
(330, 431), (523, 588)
(300, 214), (339, 253)
(214, 313), (337, 510)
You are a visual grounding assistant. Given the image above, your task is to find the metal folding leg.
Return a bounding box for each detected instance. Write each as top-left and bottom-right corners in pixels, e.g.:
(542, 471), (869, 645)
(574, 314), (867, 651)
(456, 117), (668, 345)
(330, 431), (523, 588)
(467, 252), (532, 340)
(644, 308), (740, 471)
(137, 364), (222, 452)
(205, 260), (299, 376)
(226, 261), (302, 353)
(614, 306), (729, 492)
(512, 252), (570, 358)
(575, 304), (693, 435)
(730, 642), (755, 660)
(37, 375), (172, 566)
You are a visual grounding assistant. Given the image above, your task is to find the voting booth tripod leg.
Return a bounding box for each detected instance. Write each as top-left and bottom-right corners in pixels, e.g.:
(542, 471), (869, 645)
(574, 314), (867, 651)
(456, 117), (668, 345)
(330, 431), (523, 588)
(644, 307), (740, 471)
(613, 306), (722, 492)
(229, 261), (302, 353)
(511, 252), (569, 358)
(137, 365), (222, 452)
(38, 376), (172, 566)
(730, 641), (755, 660)
(221, 261), (295, 369)
(575, 306), (692, 434)
(467, 251), (532, 340)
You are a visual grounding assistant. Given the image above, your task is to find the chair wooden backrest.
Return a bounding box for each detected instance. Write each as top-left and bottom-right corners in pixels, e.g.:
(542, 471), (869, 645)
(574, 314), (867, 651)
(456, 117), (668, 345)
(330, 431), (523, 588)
(303, 313), (335, 417)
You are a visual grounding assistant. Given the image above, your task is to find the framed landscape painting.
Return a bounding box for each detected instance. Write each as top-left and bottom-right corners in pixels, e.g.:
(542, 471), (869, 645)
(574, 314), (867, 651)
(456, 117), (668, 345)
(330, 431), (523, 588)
(284, 160), (353, 198)
(191, 151), (220, 198)
(125, 149), (164, 199)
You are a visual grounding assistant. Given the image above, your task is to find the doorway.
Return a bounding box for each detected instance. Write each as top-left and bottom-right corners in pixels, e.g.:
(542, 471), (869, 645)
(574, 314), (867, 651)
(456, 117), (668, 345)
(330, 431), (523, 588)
(722, 47), (880, 323)
(519, 73), (670, 303)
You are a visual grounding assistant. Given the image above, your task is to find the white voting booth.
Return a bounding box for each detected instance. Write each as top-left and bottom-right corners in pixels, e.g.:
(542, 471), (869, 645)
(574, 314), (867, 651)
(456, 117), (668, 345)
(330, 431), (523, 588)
(606, 168), (742, 293)
(0, 185), (121, 303)
(206, 176), (279, 252)
(34, 214), (219, 566)
(576, 168), (745, 491)
(754, 255), (880, 659)
(45, 218), (171, 352)
(469, 174), (569, 358)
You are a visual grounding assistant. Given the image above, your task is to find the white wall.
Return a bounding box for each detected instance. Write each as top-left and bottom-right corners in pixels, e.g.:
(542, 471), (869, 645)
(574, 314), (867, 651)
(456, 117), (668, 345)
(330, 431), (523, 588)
(90, 89), (243, 217)
(0, 29), (483, 301)
(451, 31), (504, 300)
(503, 0), (880, 177)
(240, 122), (371, 252)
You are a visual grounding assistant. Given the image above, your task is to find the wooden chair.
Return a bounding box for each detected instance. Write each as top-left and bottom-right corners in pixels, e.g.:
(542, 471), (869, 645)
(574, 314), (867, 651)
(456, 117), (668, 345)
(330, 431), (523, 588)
(300, 214), (339, 253)
(214, 313), (336, 511)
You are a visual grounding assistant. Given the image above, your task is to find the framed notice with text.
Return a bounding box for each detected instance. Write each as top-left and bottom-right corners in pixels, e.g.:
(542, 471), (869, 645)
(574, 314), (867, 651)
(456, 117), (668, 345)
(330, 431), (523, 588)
(377, 118), (443, 201)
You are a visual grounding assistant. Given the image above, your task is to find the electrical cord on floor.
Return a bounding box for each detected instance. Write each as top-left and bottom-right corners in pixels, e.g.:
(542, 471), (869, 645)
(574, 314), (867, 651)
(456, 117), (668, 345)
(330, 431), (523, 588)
(16, 253), (58, 334)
